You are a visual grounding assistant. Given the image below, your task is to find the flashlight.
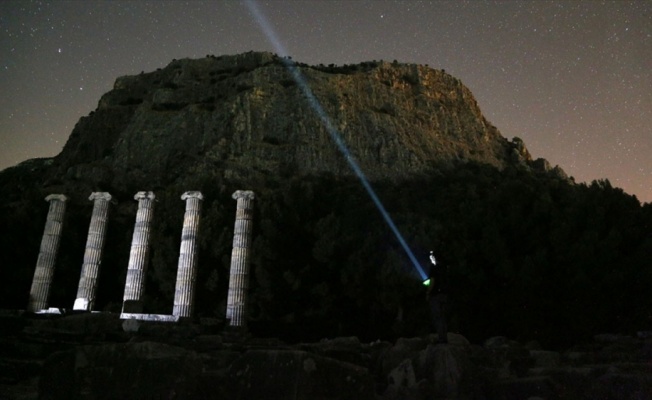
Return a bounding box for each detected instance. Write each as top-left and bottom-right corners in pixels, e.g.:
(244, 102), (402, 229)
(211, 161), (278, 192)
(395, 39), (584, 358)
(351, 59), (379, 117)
(422, 278), (431, 286)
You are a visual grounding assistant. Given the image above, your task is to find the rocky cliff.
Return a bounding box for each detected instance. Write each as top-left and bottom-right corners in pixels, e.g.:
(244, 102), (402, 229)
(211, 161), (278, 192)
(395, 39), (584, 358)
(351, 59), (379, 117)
(48, 51), (557, 191)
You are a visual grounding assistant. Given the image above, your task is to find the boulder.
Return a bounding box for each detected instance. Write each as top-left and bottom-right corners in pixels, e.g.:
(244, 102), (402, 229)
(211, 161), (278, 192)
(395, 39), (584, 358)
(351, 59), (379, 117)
(417, 344), (475, 399)
(387, 358), (417, 388)
(483, 336), (532, 378)
(28, 313), (123, 338)
(380, 337), (428, 377)
(483, 336), (512, 350)
(381, 358), (424, 400)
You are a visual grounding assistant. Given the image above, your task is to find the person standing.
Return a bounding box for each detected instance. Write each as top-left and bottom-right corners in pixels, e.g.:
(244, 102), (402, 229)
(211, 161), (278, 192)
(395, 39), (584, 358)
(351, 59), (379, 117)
(426, 250), (448, 344)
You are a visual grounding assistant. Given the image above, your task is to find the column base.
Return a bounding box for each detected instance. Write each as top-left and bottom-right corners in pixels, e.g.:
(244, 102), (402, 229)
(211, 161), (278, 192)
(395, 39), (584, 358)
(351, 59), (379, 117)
(119, 313), (183, 322)
(119, 313), (195, 334)
(33, 307), (63, 315)
(73, 298), (91, 311)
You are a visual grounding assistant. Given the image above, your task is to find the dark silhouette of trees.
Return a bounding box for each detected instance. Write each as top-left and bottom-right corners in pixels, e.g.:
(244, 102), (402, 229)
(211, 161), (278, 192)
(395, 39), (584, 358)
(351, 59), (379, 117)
(1, 162), (650, 348)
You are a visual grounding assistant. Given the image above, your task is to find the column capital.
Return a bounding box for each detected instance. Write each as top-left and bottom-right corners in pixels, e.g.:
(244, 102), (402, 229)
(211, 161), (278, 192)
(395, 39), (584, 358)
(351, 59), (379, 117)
(181, 191), (203, 201)
(134, 191), (156, 201)
(45, 194), (67, 203)
(232, 190), (255, 201)
(89, 192), (112, 202)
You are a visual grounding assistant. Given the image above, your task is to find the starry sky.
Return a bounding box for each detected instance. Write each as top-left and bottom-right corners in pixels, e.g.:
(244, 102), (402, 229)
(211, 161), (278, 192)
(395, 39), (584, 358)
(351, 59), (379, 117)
(1, 0), (651, 202)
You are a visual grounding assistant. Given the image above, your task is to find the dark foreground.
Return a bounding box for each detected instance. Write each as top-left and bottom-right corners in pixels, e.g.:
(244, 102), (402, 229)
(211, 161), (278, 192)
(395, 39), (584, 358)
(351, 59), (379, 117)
(0, 311), (651, 400)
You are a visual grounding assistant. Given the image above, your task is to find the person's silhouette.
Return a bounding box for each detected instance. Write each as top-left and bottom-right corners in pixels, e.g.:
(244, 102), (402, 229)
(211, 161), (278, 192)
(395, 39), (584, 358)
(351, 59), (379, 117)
(426, 250), (448, 344)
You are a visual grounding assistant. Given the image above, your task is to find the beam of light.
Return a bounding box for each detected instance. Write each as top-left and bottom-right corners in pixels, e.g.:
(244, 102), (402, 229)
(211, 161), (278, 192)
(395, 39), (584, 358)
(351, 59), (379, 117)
(244, 0), (427, 281)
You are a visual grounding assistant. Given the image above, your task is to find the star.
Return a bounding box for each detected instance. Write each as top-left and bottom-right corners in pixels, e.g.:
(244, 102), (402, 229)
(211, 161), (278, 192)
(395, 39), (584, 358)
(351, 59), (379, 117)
(0, 0), (649, 202)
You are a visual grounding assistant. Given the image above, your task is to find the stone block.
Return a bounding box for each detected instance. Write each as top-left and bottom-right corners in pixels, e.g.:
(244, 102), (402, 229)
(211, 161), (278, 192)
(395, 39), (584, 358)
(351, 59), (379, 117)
(122, 318), (140, 333)
(39, 341), (203, 399)
(119, 313), (180, 322)
(72, 298), (89, 311)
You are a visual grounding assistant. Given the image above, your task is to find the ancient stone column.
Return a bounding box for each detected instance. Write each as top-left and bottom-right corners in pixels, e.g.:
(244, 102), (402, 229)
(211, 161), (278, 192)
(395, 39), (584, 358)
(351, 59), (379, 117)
(27, 194), (68, 312)
(73, 192), (112, 311)
(121, 191), (156, 313)
(172, 191), (203, 317)
(226, 190), (255, 328)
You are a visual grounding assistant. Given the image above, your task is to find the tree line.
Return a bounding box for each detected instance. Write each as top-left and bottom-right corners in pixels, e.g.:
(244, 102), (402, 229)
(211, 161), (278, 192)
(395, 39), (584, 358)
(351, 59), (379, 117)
(1, 161), (650, 348)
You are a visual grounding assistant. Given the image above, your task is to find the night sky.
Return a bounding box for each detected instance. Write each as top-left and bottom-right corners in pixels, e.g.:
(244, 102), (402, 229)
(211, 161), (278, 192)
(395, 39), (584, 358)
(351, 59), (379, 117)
(1, 1), (650, 203)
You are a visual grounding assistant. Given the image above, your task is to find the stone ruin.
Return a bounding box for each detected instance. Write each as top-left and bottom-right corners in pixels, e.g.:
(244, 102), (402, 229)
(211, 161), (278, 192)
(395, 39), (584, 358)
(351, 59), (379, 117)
(25, 189), (255, 330)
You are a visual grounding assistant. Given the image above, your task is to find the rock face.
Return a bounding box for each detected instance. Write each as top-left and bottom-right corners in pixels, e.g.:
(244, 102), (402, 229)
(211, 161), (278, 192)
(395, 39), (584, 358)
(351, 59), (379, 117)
(51, 51), (543, 189)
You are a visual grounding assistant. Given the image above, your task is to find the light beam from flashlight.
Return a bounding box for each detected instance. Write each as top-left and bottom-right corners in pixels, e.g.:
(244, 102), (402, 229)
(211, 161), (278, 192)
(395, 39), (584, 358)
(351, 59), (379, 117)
(244, 0), (427, 280)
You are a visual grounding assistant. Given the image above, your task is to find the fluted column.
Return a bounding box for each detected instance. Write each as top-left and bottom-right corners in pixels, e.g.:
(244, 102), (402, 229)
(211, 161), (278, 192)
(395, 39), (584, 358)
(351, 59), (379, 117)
(122, 191), (155, 313)
(27, 194), (68, 312)
(172, 191), (203, 317)
(73, 192), (112, 311)
(226, 190), (255, 328)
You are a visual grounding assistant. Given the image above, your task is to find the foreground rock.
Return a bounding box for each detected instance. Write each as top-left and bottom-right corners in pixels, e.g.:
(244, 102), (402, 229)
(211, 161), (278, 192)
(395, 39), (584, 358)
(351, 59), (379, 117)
(40, 341), (203, 399)
(225, 350), (374, 400)
(1, 313), (651, 399)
